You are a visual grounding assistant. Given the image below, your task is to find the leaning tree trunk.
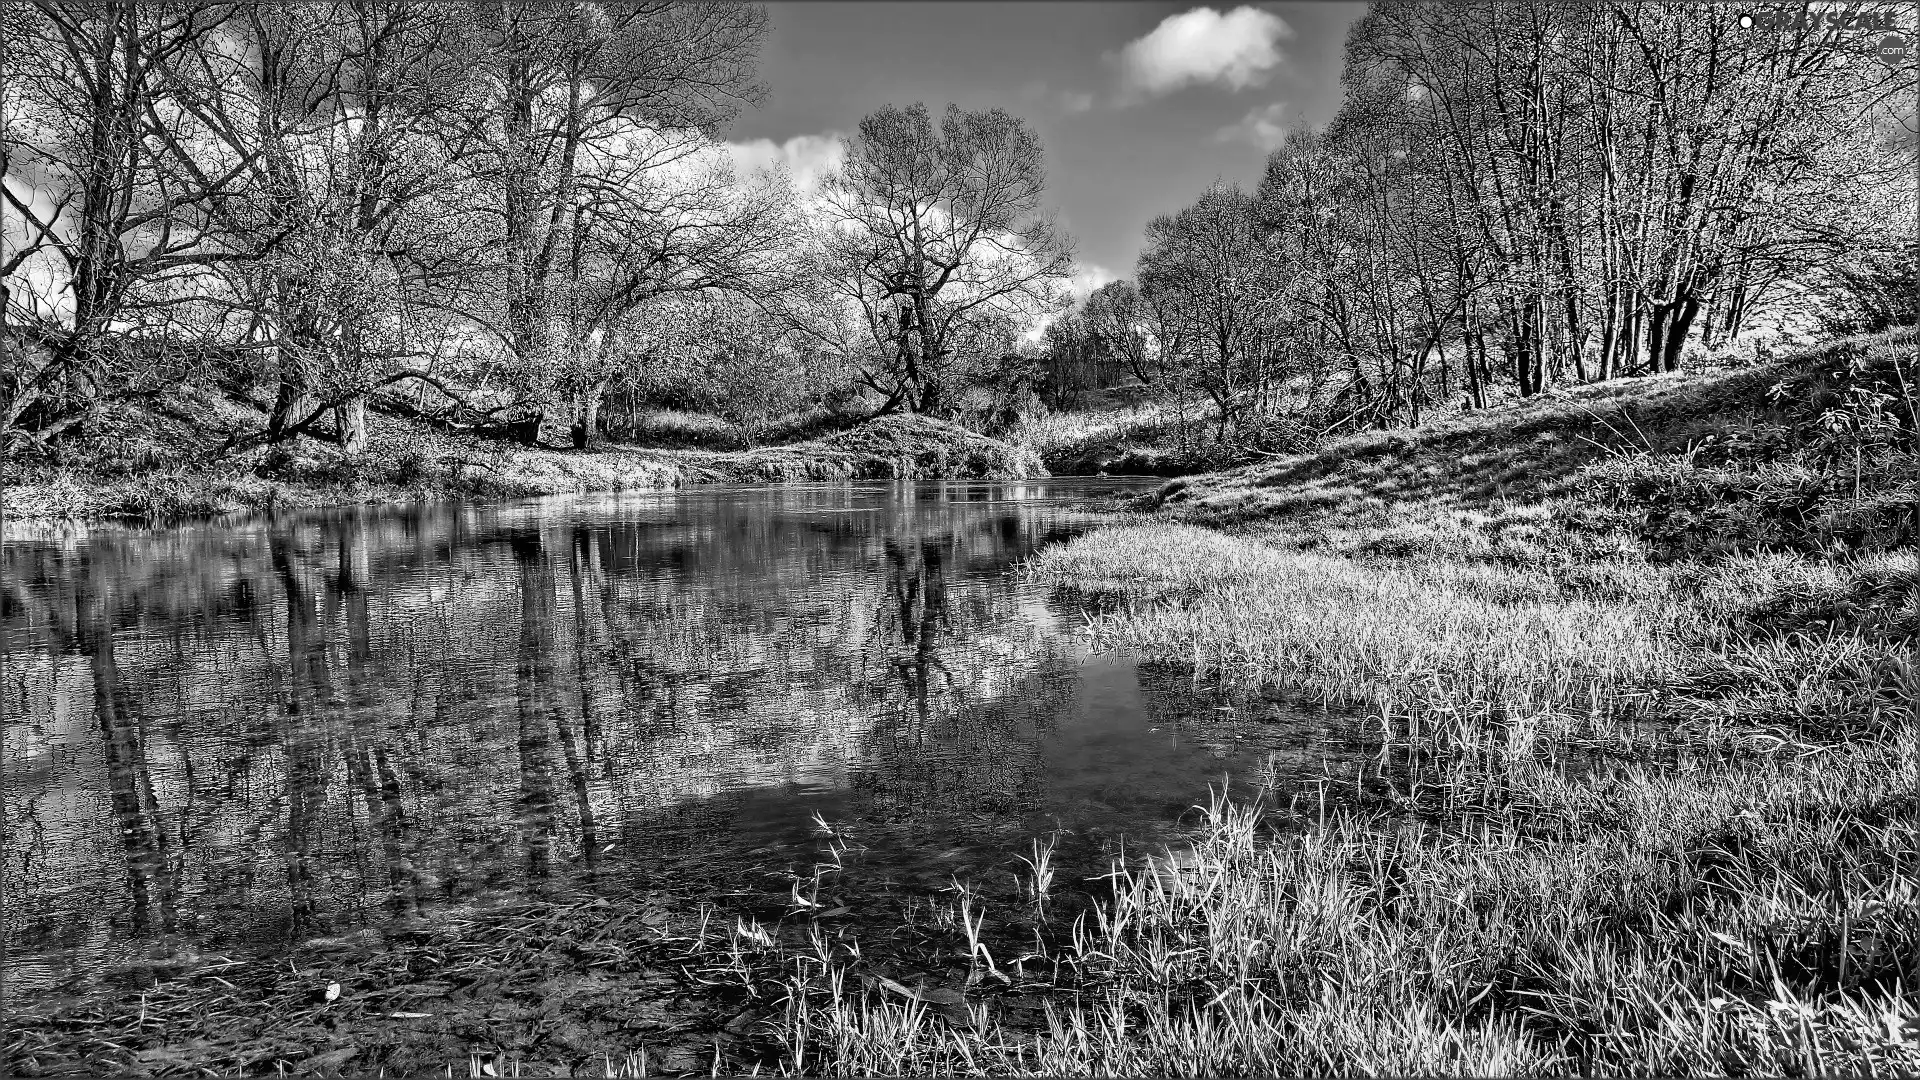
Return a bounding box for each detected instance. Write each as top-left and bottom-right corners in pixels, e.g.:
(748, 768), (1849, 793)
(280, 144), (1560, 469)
(1660, 295), (1701, 373)
(267, 376), (311, 443)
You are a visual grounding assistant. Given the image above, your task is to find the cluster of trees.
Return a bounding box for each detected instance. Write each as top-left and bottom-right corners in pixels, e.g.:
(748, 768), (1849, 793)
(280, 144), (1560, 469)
(9, 0), (1910, 461)
(1049, 1), (1914, 438)
(3, 0), (1073, 454)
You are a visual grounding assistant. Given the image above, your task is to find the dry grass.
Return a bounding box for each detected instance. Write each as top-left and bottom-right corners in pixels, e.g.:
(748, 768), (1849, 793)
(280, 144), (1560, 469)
(1008, 396), (1230, 476)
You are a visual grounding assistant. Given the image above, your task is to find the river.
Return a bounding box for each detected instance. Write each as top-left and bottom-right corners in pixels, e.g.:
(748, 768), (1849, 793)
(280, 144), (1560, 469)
(2, 481), (1355, 1006)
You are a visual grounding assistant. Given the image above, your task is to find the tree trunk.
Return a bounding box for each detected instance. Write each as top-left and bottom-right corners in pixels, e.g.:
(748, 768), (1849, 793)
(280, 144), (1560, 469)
(507, 414), (543, 446)
(335, 395), (367, 454)
(1466, 326), (1486, 411)
(1646, 302), (1668, 376)
(916, 376), (945, 418)
(570, 385), (604, 450)
(1661, 295), (1701, 373)
(1723, 283), (1750, 343)
(268, 378), (310, 443)
(1597, 297), (1618, 381)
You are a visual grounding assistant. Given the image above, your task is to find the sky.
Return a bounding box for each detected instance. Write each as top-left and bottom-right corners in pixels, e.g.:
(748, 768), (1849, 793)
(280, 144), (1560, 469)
(724, 2), (1368, 297)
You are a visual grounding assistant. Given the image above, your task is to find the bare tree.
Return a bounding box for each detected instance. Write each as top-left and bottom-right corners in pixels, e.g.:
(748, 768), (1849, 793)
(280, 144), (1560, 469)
(1081, 279), (1158, 387)
(553, 143), (805, 447)
(459, 0), (768, 444)
(1137, 181), (1296, 437)
(166, 0), (490, 451)
(817, 102), (1073, 417)
(1, 0), (235, 443)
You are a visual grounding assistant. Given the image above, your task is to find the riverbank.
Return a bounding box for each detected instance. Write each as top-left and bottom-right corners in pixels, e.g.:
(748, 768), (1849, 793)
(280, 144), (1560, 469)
(1007, 391), (1284, 477)
(6, 334), (1914, 1077)
(1, 412), (1046, 523)
(718, 331), (1920, 1073)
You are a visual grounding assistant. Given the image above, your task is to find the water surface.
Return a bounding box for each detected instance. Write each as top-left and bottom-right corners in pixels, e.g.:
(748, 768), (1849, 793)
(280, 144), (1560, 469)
(2, 481), (1353, 998)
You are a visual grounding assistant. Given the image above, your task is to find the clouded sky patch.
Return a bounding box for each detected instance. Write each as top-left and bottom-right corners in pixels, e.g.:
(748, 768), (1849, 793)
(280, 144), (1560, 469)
(1111, 6), (1294, 103)
(1215, 101), (1290, 151)
(725, 132), (847, 199)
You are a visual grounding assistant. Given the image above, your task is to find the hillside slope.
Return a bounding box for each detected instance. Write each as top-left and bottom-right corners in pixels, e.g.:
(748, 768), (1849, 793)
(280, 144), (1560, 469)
(1154, 330), (1918, 563)
(1018, 332), (1918, 1076)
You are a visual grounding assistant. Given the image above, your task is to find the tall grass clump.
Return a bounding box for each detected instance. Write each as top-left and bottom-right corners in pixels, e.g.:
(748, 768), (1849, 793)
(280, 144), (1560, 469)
(1029, 524), (1679, 749)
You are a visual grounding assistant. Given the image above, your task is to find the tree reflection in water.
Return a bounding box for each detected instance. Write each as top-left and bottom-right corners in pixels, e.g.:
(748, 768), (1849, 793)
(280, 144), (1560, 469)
(1, 481), (1343, 994)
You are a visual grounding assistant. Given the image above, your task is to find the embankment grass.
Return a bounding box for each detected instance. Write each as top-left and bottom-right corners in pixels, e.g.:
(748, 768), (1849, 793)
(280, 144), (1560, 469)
(734, 748), (1919, 1075)
(1009, 395), (1230, 476)
(1029, 524), (1679, 748)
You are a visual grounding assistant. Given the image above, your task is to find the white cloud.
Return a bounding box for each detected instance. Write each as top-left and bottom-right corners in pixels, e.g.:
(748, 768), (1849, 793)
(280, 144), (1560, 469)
(1069, 261), (1117, 302)
(1112, 6), (1293, 102)
(723, 132), (846, 198)
(1021, 263), (1119, 345)
(1215, 101), (1290, 151)
(1059, 91), (1095, 114)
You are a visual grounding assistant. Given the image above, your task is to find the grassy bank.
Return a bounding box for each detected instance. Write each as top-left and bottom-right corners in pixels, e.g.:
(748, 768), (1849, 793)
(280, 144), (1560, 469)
(695, 332), (1920, 1074)
(1007, 392), (1257, 476)
(1, 411), (1045, 523)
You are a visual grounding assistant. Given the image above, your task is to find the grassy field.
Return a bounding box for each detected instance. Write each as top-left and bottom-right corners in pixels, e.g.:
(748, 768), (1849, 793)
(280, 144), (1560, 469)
(686, 331), (1920, 1075)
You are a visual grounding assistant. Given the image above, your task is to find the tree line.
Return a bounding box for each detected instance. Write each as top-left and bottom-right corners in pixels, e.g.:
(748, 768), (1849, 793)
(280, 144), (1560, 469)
(3, 0), (1073, 455)
(4, 0), (1913, 462)
(1049, 1), (1914, 441)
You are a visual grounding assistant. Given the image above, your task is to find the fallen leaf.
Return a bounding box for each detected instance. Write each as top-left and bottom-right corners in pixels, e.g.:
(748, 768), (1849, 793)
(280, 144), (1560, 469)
(864, 974), (921, 1001)
(295, 1046), (360, 1073)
